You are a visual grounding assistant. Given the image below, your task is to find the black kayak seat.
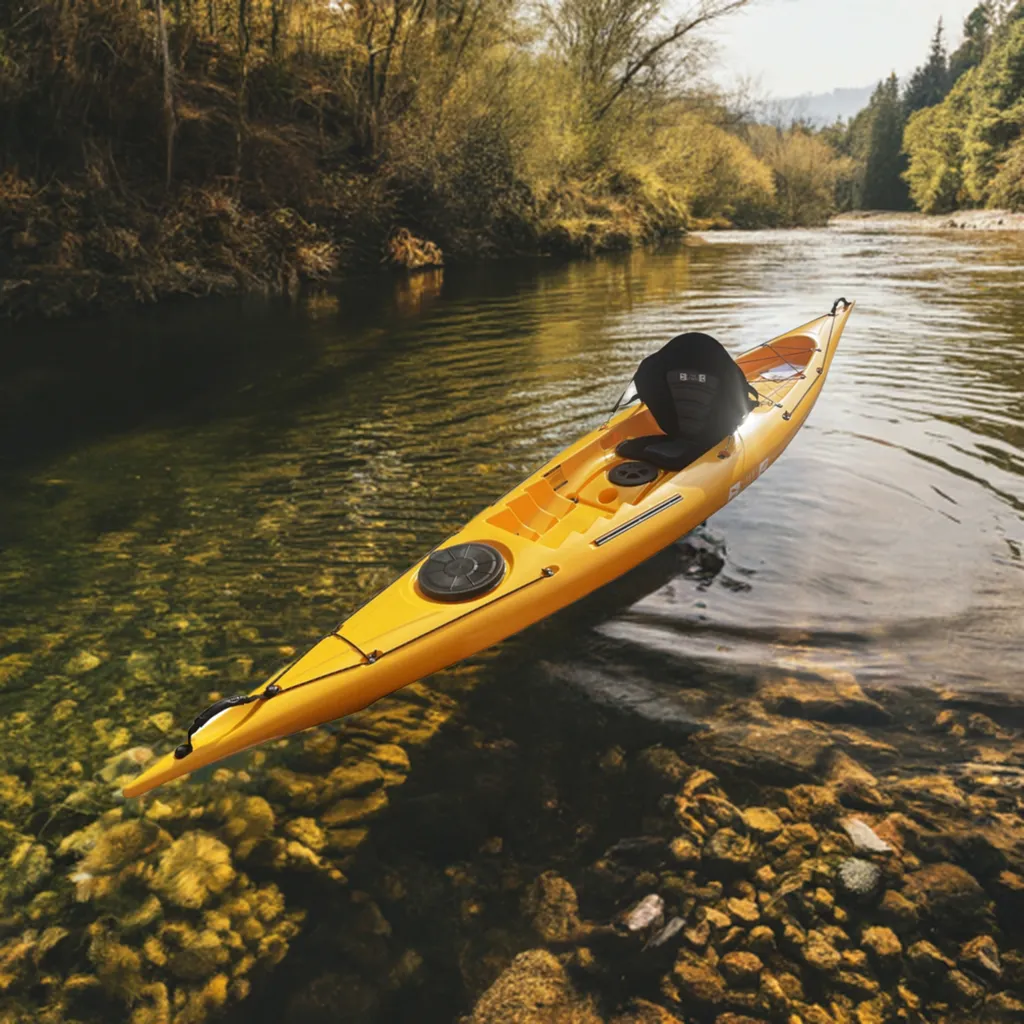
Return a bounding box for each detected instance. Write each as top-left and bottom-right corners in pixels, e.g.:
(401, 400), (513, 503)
(616, 332), (758, 471)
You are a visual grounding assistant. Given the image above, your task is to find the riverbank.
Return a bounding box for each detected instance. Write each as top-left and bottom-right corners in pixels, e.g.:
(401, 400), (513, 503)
(831, 210), (1024, 233)
(0, 173), (686, 321)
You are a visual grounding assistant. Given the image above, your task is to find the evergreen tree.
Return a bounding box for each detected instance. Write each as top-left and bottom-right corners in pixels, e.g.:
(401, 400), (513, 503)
(862, 74), (910, 209)
(904, 19), (951, 113)
(950, 3), (993, 81)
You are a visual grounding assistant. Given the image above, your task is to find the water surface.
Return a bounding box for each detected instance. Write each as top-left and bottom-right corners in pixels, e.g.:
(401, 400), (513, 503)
(1, 226), (1022, 1020)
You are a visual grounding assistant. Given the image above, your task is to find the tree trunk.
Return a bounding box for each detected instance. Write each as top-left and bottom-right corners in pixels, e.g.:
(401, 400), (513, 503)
(235, 0), (251, 185)
(155, 0), (176, 189)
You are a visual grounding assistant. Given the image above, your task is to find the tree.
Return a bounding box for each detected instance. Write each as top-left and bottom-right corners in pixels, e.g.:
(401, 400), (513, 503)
(154, 0), (176, 188)
(903, 89), (969, 212)
(904, 19), (950, 114)
(950, 3), (994, 81)
(538, 0), (751, 133)
(862, 74), (909, 209)
(961, 17), (1024, 202)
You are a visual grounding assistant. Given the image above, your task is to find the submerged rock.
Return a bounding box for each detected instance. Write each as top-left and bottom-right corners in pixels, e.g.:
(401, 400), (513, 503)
(741, 807), (783, 840)
(960, 934), (1002, 978)
(469, 949), (601, 1024)
(149, 833), (234, 910)
(841, 818), (893, 855)
(66, 650), (103, 675)
(704, 829), (754, 874)
(837, 859), (882, 900)
(524, 872), (584, 944)
(906, 939), (954, 978)
(758, 673), (891, 726)
(860, 926), (902, 969)
(801, 932), (841, 973)
(624, 894), (665, 934)
(719, 951), (763, 987)
(646, 917), (685, 950)
(902, 862), (991, 933)
(99, 746), (154, 784)
(672, 953), (727, 1005)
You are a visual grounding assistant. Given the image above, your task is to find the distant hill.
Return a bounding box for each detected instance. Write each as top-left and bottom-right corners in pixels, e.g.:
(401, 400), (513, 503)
(759, 85), (875, 127)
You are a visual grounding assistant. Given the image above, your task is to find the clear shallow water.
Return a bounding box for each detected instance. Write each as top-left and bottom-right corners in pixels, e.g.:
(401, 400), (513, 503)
(1, 227), (1023, 1020)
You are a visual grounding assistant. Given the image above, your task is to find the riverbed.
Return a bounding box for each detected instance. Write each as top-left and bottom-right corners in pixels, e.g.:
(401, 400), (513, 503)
(0, 226), (1022, 1023)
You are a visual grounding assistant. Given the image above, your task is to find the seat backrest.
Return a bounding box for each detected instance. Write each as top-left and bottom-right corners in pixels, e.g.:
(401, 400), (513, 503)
(634, 332), (757, 442)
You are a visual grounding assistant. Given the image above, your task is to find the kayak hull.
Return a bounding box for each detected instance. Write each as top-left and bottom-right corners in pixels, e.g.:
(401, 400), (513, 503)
(124, 302), (853, 798)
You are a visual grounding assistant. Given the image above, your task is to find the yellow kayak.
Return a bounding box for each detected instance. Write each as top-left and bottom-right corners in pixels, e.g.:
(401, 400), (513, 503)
(124, 299), (854, 798)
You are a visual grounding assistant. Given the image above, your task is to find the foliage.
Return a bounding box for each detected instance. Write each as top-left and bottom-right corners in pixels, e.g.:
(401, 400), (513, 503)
(902, 79), (972, 212)
(0, 0), (859, 317)
(950, 2), (995, 80)
(904, 20), (951, 115)
(902, 12), (1024, 211)
(743, 126), (854, 227)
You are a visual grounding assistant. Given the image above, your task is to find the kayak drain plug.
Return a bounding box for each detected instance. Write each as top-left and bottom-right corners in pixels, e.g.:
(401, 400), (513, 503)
(173, 682), (283, 760)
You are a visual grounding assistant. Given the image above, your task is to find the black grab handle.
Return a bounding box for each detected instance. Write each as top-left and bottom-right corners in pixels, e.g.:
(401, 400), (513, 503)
(174, 683), (281, 759)
(830, 297), (850, 316)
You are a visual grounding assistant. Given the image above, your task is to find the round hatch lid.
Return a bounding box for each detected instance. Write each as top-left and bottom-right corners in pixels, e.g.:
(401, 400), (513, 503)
(608, 461), (659, 487)
(418, 543), (506, 601)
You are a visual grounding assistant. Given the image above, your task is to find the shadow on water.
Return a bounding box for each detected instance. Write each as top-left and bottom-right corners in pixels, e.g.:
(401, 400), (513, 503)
(0, 256), (576, 475)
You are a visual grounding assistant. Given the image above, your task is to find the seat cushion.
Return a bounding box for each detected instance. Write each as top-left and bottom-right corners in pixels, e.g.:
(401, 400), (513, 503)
(616, 435), (712, 470)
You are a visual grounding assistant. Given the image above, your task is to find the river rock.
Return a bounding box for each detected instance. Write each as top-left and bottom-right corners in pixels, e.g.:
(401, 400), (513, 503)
(984, 992), (1024, 1020)
(746, 926), (775, 955)
(65, 650), (102, 675)
(825, 750), (890, 809)
(610, 999), (685, 1024)
(877, 890), (918, 933)
(469, 949), (601, 1024)
(966, 712), (1000, 737)
(672, 954), (726, 1005)
(802, 932), (841, 972)
(692, 721), (831, 785)
(624, 894), (665, 934)
(726, 898), (760, 924)
(960, 934), (1001, 978)
(902, 862), (991, 933)
(860, 926), (901, 969)
(758, 673), (891, 726)
(837, 859), (881, 900)
(719, 951), (763, 987)
(944, 968), (986, 1007)
(637, 746), (690, 786)
(704, 829), (754, 874)
(906, 940), (954, 977)
(646, 917), (685, 950)
(524, 872), (583, 943)
(841, 818), (893, 855)
(741, 807), (783, 839)
(669, 837), (701, 865)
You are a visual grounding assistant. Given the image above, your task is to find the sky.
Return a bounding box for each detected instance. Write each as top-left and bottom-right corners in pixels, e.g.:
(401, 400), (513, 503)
(708, 0), (982, 97)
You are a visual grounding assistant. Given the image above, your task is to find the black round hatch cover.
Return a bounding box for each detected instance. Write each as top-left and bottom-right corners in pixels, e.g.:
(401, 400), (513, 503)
(608, 461), (659, 487)
(418, 543), (506, 601)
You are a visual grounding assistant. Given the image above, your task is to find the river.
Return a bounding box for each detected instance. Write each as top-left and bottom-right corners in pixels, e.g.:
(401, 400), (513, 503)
(0, 225), (1022, 1023)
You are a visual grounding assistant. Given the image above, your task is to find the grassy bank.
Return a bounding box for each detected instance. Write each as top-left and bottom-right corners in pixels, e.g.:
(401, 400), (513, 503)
(0, 0), (854, 320)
